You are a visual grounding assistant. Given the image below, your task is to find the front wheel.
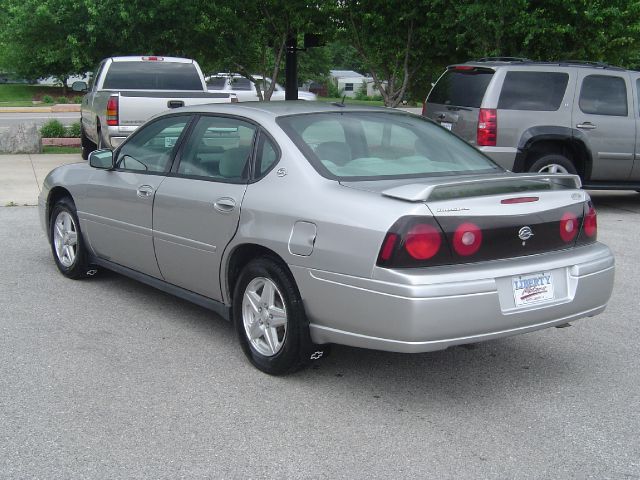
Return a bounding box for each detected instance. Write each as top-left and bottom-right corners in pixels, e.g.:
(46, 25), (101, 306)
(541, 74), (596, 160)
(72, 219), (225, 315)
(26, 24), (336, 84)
(528, 154), (577, 175)
(233, 257), (329, 375)
(49, 198), (96, 279)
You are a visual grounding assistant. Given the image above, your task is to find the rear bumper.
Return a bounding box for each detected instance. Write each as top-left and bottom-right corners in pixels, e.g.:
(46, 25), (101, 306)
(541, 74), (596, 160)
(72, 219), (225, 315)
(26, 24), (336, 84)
(292, 243), (615, 353)
(479, 146), (518, 170)
(107, 125), (136, 148)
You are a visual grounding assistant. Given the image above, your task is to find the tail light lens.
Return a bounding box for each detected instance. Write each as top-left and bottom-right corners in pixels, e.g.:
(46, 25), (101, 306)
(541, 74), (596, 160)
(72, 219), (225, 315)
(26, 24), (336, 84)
(583, 206), (597, 238)
(405, 224), (442, 260)
(453, 222), (482, 256)
(559, 212), (579, 243)
(477, 108), (497, 146)
(377, 217), (450, 268)
(106, 95), (118, 126)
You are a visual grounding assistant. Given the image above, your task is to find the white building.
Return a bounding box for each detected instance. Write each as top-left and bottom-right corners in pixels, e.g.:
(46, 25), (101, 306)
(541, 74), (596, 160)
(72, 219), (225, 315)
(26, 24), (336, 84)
(329, 70), (381, 98)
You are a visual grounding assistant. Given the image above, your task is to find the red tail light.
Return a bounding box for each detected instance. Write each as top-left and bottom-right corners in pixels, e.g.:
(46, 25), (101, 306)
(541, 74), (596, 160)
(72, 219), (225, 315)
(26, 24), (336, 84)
(106, 95), (118, 126)
(453, 222), (482, 256)
(405, 224), (442, 260)
(477, 108), (497, 146)
(559, 211), (579, 243)
(583, 206), (597, 238)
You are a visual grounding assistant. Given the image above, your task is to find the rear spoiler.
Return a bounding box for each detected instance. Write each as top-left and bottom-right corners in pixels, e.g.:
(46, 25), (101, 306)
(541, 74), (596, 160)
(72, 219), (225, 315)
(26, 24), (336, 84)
(382, 174), (582, 203)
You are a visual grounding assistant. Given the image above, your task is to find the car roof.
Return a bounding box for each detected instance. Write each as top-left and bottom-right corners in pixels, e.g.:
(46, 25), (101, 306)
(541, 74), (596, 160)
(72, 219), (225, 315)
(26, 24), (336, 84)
(451, 58), (627, 72)
(173, 101), (401, 119)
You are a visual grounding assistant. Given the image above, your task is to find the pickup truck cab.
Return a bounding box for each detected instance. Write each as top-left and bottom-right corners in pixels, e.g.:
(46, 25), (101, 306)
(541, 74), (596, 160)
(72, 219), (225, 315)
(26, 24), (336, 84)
(205, 73), (316, 102)
(74, 56), (237, 158)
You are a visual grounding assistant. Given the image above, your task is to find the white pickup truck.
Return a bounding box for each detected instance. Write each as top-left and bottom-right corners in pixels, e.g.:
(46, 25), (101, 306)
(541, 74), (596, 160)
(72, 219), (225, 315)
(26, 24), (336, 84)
(74, 56), (237, 158)
(205, 73), (317, 102)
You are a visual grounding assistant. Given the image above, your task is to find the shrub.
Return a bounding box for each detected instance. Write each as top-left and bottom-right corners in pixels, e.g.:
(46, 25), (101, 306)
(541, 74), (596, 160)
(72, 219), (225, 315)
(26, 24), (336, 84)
(65, 122), (81, 138)
(327, 81), (341, 98)
(55, 96), (69, 104)
(40, 119), (66, 138)
(41, 95), (54, 104)
(355, 80), (369, 101)
(73, 96), (83, 104)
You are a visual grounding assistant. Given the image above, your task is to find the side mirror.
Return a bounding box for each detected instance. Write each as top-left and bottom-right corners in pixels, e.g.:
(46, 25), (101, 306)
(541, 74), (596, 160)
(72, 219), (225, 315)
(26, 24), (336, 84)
(72, 81), (88, 92)
(88, 149), (114, 169)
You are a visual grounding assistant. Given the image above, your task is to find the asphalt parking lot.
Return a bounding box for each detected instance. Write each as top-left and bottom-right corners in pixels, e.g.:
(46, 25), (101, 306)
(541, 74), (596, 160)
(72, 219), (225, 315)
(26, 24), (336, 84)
(1, 192), (639, 479)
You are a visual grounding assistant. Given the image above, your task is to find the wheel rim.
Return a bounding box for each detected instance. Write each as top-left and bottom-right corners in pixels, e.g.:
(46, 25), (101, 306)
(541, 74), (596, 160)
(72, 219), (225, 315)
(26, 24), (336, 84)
(53, 211), (78, 268)
(242, 277), (288, 357)
(537, 163), (569, 174)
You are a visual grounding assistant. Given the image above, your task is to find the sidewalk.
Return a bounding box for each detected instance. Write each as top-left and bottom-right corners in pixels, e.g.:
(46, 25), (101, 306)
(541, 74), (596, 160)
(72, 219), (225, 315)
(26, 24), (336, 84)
(0, 153), (81, 206)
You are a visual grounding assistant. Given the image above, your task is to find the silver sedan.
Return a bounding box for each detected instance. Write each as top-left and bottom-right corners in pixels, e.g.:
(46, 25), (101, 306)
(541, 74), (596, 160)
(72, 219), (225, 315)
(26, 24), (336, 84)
(38, 102), (615, 374)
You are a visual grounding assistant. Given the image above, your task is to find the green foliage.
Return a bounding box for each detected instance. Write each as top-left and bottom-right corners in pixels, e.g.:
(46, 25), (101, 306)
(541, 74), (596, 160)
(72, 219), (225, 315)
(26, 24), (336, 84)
(354, 81), (369, 100)
(55, 96), (68, 104)
(41, 95), (54, 104)
(66, 122), (81, 138)
(72, 96), (83, 104)
(40, 119), (66, 138)
(326, 81), (341, 98)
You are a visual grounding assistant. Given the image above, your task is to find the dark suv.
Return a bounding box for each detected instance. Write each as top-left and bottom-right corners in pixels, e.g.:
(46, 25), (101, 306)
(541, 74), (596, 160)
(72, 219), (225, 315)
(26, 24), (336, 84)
(423, 58), (640, 189)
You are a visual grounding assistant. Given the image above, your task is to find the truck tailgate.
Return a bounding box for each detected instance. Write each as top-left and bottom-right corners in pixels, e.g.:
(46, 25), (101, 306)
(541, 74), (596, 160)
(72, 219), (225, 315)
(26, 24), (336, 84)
(117, 91), (233, 128)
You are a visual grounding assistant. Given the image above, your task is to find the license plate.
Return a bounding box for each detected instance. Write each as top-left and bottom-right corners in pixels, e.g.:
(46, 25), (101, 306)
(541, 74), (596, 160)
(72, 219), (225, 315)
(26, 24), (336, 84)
(512, 271), (554, 307)
(440, 122), (453, 131)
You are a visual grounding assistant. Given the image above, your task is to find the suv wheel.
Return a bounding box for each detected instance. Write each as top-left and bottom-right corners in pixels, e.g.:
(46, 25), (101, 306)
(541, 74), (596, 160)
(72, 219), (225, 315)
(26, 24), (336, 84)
(528, 154), (577, 175)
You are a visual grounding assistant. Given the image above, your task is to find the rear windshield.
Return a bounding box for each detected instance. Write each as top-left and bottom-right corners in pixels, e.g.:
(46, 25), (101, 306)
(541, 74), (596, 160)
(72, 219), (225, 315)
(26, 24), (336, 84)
(498, 71), (569, 111)
(277, 112), (501, 181)
(103, 61), (203, 90)
(428, 69), (494, 108)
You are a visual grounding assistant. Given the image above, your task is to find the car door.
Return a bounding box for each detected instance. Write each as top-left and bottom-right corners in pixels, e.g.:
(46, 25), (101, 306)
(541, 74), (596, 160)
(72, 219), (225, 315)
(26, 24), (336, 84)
(152, 115), (259, 300)
(573, 71), (635, 180)
(81, 114), (192, 277)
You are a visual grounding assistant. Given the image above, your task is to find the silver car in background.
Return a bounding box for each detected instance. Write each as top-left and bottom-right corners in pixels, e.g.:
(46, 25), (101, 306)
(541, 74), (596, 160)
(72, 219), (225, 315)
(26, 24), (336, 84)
(38, 102), (615, 374)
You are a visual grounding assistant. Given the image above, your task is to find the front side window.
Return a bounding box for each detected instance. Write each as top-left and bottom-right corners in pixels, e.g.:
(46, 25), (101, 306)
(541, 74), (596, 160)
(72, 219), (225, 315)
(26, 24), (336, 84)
(117, 115), (191, 173)
(579, 75), (628, 116)
(177, 116), (256, 181)
(498, 71), (569, 111)
(278, 112), (501, 180)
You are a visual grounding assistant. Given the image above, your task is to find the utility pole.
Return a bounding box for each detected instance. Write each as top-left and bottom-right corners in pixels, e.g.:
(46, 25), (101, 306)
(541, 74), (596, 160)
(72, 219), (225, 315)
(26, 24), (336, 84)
(285, 32), (298, 101)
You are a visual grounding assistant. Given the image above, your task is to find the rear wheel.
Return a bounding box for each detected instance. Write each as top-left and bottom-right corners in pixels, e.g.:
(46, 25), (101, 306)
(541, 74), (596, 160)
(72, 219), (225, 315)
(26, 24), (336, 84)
(80, 126), (96, 160)
(528, 154), (577, 175)
(233, 256), (329, 375)
(49, 197), (96, 279)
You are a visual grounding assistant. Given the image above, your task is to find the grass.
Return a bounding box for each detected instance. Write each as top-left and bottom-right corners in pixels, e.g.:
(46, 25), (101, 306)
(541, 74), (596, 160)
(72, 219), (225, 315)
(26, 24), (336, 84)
(0, 84), (75, 106)
(42, 146), (82, 154)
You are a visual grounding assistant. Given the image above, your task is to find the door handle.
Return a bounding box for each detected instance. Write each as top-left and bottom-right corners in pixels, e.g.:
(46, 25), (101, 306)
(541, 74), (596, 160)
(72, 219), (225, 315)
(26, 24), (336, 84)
(213, 197), (237, 213)
(576, 122), (597, 130)
(136, 185), (154, 198)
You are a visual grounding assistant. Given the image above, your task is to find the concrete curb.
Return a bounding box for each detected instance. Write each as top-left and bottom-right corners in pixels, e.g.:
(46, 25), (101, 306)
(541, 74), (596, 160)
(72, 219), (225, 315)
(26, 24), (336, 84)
(42, 138), (81, 147)
(0, 104), (81, 113)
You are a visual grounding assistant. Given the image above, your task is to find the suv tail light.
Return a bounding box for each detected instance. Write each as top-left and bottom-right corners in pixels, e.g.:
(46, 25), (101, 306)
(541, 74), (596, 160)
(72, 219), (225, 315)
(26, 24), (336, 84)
(477, 108), (497, 146)
(106, 95), (119, 126)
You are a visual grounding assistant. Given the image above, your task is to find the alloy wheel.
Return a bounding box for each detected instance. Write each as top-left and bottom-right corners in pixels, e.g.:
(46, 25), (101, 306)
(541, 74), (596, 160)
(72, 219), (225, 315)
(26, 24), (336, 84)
(242, 277), (288, 357)
(53, 211), (78, 268)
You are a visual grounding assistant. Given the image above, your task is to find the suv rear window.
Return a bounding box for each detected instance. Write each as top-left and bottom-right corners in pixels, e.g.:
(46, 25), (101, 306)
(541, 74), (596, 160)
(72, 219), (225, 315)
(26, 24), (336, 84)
(278, 112), (501, 181)
(428, 69), (494, 108)
(103, 61), (203, 90)
(498, 71), (569, 111)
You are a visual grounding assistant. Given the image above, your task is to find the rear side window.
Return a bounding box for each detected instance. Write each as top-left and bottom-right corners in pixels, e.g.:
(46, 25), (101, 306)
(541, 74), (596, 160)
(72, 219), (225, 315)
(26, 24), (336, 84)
(498, 72), (569, 111)
(428, 69), (494, 108)
(103, 61), (203, 90)
(231, 78), (253, 91)
(579, 75), (628, 116)
(206, 77), (227, 89)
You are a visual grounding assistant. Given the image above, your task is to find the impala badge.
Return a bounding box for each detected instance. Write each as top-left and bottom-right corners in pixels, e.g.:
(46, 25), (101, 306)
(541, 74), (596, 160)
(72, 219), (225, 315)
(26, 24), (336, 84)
(519, 226), (534, 243)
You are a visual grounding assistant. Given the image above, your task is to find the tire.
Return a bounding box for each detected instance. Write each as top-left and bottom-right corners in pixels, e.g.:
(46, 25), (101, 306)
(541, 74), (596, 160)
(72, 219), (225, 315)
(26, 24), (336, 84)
(232, 256), (329, 375)
(49, 197), (96, 279)
(80, 126), (96, 160)
(528, 154), (577, 175)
